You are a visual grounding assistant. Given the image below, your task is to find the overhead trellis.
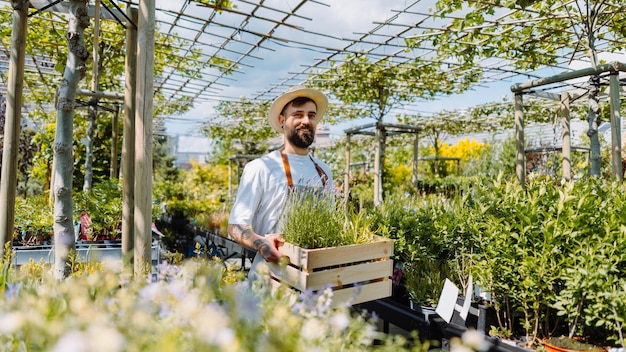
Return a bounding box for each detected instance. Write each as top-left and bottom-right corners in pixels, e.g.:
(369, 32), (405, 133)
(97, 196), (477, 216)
(1, 0), (625, 133)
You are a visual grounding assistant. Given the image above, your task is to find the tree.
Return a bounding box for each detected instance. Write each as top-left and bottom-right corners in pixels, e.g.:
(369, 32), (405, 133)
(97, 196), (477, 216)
(201, 98), (277, 163)
(406, 0), (626, 177)
(0, 2), (234, 191)
(52, 0), (89, 279)
(310, 54), (479, 204)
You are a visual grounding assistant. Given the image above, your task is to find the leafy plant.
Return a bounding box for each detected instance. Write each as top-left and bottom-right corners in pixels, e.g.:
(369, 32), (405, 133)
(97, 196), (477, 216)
(73, 181), (123, 240)
(403, 257), (453, 307)
(281, 188), (373, 249)
(14, 195), (53, 244)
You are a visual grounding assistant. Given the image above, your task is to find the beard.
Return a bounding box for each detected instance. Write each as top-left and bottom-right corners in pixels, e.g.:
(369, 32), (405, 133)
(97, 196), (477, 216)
(287, 125), (315, 148)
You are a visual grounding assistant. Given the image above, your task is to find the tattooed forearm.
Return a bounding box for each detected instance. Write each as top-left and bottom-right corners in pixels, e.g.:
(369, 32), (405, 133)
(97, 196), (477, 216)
(241, 227), (254, 240)
(253, 238), (271, 260)
(229, 224), (254, 242)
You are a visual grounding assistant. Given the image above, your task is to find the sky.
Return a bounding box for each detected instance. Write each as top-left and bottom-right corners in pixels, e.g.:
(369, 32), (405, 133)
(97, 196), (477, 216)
(162, 0), (488, 139)
(161, 0), (626, 152)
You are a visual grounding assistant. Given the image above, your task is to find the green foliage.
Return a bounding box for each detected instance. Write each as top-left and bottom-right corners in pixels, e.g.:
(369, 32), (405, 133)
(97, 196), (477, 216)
(413, 1), (626, 71)
(73, 181), (123, 239)
(403, 257), (454, 307)
(464, 135), (517, 179)
(14, 195), (54, 244)
(189, 0), (237, 13)
(0, 243), (12, 291)
(0, 97), (39, 196)
(465, 177), (626, 346)
(365, 177), (625, 347)
(281, 189), (375, 249)
(0, 7), (235, 118)
(201, 98), (277, 163)
(13, 180), (124, 243)
(154, 160), (229, 228)
(311, 54), (478, 123)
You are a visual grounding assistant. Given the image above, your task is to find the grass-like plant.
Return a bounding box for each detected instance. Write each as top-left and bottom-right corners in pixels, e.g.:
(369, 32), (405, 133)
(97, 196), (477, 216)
(280, 188), (375, 249)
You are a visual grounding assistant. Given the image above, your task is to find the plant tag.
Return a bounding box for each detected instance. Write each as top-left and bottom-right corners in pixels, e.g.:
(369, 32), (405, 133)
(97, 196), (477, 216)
(435, 278), (459, 323)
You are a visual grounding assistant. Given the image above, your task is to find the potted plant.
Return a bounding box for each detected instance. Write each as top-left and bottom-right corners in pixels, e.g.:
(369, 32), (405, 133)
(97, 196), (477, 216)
(403, 257), (452, 314)
(542, 336), (604, 352)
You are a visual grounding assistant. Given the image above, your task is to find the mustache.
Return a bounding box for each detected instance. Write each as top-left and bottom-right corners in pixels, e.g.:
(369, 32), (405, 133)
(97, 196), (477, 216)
(296, 125), (313, 133)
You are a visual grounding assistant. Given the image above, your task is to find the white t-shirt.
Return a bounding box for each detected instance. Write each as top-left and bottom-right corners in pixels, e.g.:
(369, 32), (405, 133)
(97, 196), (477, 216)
(228, 150), (333, 235)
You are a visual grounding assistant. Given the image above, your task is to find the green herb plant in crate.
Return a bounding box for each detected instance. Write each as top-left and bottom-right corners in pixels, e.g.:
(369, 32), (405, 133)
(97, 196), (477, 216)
(281, 188), (374, 249)
(274, 188), (395, 307)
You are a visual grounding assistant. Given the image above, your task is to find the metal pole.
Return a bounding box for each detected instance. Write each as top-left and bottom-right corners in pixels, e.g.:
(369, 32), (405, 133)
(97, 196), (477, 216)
(511, 61), (626, 93)
(515, 93), (525, 187)
(561, 93), (571, 181)
(374, 127), (382, 206)
(609, 72), (623, 181)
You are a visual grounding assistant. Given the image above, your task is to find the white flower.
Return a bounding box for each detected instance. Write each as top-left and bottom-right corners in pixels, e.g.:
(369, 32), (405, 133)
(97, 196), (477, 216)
(301, 318), (325, 341)
(86, 325), (126, 352)
(360, 324), (377, 345)
(138, 282), (162, 302)
(451, 343), (475, 352)
(54, 330), (89, 352)
(328, 312), (350, 331)
(0, 312), (25, 334)
(461, 329), (489, 351)
(195, 302), (237, 349)
(234, 289), (262, 323)
(166, 278), (190, 301)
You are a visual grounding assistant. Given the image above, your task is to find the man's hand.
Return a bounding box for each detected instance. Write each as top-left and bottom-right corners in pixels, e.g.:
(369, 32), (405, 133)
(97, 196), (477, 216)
(228, 224), (287, 263)
(253, 233), (285, 263)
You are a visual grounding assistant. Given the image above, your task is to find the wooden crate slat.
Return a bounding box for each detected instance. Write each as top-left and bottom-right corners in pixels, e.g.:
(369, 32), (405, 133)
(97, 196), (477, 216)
(268, 258), (392, 292)
(279, 236), (393, 270)
(268, 277), (392, 308)
(329, 279), (392, 308)
(308, 259), (392, 290)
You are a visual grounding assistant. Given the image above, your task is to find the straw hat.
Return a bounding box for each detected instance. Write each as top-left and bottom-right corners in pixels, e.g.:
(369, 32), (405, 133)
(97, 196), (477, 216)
(267, 86), (328, 133)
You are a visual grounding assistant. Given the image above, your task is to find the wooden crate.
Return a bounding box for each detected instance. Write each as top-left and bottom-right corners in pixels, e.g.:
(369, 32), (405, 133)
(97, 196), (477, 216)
(267, 236), (394, 307)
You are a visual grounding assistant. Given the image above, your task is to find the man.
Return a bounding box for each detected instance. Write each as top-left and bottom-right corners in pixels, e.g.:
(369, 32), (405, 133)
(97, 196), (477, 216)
(228, 86), (333, 271)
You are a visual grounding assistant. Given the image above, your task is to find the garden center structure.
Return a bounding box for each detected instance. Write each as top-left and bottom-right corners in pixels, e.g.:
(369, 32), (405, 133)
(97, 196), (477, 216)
(1, 0), (625, 275)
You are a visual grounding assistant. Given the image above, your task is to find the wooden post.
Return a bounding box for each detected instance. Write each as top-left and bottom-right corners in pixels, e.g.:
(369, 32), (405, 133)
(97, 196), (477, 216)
(122, 7), (138, 273)
(134, 0), (155, 275)
(0, 2), (28, 253)
(515, 93), (525, 187)
(560, 93), (571, 181)
(110, 104), (120, 179)
(344, 133), (351, 200)
(609, 72), (623, 181)
(83, 0), (101, 192)
(412, 131), (419, 188)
